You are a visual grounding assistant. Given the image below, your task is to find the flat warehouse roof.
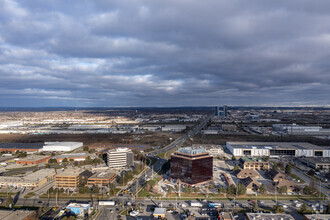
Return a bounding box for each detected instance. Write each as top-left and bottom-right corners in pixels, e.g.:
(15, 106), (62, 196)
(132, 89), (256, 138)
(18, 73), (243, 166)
(53, 153), (86, 159)
(227, 141), (328, 150)
(0, 143), (43, 149)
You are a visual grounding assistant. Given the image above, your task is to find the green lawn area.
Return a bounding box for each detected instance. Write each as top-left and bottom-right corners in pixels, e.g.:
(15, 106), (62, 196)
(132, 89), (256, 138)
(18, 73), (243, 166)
(290, 173), (305, 183)
(137, 188), (158, 198)
(156, 152), (165, 158)
(39, 193), (109, 199)
(24, 192), (36, 198)
(0, 192), (15, 196)
(149, 157), (157, 166)
(6, 165), (37, 170)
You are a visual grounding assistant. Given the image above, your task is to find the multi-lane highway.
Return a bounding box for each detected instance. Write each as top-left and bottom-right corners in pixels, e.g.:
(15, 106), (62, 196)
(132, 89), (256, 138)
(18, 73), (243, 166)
(124, 115), (211, 196)
(147, 115), (211, 157)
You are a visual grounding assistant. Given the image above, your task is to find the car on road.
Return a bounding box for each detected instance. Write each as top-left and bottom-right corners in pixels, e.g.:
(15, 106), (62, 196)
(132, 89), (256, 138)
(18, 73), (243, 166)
(38, 201), (42, 204)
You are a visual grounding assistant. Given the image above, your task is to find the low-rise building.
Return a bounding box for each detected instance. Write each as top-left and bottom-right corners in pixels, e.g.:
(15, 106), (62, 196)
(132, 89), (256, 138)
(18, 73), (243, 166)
(301, 157), (330, 170)
(239, 177), (261, 192)
(219, 212), (233, 220)
(55, 169), (93, 189)
(42, 142), (83, 152)
(0, 143), (43, 153)
(276, 179), (298, 193)
(246, 213), (294, 220)
(16, 155), (52, 165)
(304, 214), (330, 220)
(0, 169), (55, 189)
(87, 171), (116, 187)
(51, 153), (87, 163)
(66, 203), (91, 216)
(226, 141), (330, 158)
(221, 124), (237, 131)
(192, 144), (224, 157)
(239, 157), (270, 170)
(0, 209), (38, 220)
(266, 169), (287, 182)
(237, 169), (260, 179)
(153, 208), (166, 219)
(161, 125), (186, 132)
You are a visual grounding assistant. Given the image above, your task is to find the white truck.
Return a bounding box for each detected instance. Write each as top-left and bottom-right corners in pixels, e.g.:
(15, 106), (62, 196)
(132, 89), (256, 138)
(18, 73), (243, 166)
(99, 201), (115, 206)
(190, 201), (202, 207)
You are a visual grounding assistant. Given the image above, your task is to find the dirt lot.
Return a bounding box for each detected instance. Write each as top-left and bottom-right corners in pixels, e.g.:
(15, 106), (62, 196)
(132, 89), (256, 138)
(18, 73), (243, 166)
(0, 132), (181, 148)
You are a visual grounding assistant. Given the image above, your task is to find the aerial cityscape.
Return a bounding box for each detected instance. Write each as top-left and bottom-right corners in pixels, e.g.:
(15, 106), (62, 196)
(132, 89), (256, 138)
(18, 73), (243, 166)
(1, 1), (330, 220)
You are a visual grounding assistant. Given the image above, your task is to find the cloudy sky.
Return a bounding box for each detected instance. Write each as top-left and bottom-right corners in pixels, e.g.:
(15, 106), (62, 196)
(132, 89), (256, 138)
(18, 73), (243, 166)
(1, 0), (330, 107)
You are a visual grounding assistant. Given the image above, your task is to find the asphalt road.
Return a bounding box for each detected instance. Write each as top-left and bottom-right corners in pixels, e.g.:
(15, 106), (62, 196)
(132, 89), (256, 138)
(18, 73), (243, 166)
(291, 166), (329, 198)
(123, 115), (211, 196)
(147, 115), (211, 157)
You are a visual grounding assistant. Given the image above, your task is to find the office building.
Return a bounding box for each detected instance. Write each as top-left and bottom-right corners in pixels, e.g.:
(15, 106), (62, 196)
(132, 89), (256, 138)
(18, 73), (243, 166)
(245, 213), (294, 220)
(0, 169), (55, 189)
(214, 106), (219, 116)
(0, 143), (43, 153)
(226, 141), (330, 158)
(107, 148), (134, 169)
(239, 177), (261, 192)
(55, 169), (92, 189)
(239, 157), (270, 170)
(87, 171), (117, 187)
(223, 105), (228, 117)
(276, 179), (297, 192)
(265, 169), (287, 182)
(16, 155), (52, 165)
(237, 169), (260, 179)
(42, 142), (83, 152)
(170, 147), (213, 186)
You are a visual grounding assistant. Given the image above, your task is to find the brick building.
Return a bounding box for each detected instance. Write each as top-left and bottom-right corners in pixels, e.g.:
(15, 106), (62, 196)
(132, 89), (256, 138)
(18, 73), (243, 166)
(16, 155), (52, 165)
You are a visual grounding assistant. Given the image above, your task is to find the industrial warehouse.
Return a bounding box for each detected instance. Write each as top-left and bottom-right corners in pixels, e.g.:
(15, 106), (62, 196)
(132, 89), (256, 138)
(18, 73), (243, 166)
(0, 142), (84, 153)
(226, 141), (330, 158)
(0, 143), (43, 153)
(0, 169), (56, 189)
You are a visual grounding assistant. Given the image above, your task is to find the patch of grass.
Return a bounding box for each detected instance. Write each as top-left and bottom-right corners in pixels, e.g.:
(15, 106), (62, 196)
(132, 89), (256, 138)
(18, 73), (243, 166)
(6, 165), (37, 170)
(137, 188), (158, 198)
(149, 157), (157, 166)
(39, 193), (109, 199)
(290, 173), (305, 183)
(156, 152), (165, 158)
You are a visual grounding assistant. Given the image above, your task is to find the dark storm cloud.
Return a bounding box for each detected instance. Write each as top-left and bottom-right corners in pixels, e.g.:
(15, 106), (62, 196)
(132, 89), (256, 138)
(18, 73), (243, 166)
(1, 0), (330, 107)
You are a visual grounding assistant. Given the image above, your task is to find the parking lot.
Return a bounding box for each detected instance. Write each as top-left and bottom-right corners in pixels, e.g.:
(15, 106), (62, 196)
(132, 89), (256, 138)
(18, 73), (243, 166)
(213, 159), (235, 186)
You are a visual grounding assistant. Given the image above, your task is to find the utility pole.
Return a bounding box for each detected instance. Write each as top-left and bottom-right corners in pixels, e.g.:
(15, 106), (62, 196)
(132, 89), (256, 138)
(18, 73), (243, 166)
(136, 180), (139, 199)
(275, 183), (277, 205)
(176, 196), (177, 210)
(56, 190), (58, 207)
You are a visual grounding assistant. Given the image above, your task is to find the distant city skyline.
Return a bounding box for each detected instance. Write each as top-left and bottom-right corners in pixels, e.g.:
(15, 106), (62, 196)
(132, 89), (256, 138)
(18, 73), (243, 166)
(1, 1), (330, 107)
